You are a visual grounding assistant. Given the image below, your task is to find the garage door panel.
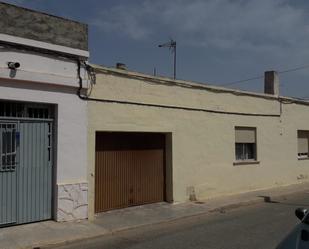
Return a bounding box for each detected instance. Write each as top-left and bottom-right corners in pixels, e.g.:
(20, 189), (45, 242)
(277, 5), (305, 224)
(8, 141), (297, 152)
(95, 150), (131, 211)
(137, 150), (164, 204)
(95, 133), (165, 213)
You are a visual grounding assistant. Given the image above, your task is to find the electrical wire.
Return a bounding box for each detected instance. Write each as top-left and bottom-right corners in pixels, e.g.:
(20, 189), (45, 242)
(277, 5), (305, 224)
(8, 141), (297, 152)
(278, 64), (309, 74)
(79, 63), (282, 117)
(79, 62), (309, 119)
(221, 64), (309, 86)
(221, 75), (264, 86)
(94, 66), (279, 102)
(80, 95), (281, 117)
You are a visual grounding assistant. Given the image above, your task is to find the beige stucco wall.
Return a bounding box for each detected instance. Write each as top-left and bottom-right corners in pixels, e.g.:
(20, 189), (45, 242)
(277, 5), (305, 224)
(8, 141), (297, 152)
(87, 67), (309, 219)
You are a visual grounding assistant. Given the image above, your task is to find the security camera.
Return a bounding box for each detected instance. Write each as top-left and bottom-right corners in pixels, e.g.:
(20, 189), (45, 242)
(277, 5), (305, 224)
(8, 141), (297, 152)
(7, 62), (20, 70)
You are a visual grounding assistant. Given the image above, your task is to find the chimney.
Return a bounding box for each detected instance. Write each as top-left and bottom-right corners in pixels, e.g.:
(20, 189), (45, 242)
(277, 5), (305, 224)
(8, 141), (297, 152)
(264, 71), (279, 95)
(116, 63), (127, 70)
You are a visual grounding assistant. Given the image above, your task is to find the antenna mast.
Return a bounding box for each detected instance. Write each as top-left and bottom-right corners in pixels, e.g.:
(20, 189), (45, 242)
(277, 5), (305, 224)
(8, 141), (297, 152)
(158, 39), (177, 80)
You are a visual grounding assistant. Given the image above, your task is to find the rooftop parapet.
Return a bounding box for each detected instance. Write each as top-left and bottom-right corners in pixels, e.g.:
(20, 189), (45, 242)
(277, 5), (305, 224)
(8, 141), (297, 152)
(0, 2), (88, 52)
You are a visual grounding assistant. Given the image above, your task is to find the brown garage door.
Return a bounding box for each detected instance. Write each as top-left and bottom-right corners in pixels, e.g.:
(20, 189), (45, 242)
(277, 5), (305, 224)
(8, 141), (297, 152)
(95, 132), (165, 213)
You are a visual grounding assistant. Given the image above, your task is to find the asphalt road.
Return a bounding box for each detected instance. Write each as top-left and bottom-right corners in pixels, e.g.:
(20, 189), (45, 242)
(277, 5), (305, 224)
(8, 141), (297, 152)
(49, 191), (309, 249)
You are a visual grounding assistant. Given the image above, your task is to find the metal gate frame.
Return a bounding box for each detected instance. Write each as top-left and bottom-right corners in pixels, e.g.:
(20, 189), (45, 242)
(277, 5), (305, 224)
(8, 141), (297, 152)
(0, 121), (19, 226)
(0, 100), (56, 226)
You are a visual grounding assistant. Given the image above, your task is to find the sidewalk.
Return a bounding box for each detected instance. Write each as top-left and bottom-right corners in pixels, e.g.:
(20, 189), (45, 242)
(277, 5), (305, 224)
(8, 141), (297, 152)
(2, 182), (309, 249)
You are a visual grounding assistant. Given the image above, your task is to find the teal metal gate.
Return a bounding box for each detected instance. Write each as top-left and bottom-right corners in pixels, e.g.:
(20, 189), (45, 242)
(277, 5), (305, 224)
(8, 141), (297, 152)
(0, 101), (53, 226)
(0, 122), (18, 226)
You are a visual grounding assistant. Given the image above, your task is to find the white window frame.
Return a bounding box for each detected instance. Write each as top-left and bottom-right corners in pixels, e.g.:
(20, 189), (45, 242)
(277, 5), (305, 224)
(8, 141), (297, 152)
(297, 130), (309, 160)
(235, 143), (256, 161)
(234, 127), (257, 163)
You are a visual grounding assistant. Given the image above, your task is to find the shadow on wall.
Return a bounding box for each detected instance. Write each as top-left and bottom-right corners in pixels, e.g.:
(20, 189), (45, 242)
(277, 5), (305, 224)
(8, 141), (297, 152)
(9, 69), (16, 78)
(0, 78), (77, 94)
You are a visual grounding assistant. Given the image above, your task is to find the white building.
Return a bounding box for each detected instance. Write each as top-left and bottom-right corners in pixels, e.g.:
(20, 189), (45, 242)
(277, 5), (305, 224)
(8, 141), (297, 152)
(0, 2), (89, 225)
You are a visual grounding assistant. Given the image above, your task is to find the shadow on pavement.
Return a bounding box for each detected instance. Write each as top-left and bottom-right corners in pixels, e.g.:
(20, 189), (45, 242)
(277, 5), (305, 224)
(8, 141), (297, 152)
(258, 195), (309, 207)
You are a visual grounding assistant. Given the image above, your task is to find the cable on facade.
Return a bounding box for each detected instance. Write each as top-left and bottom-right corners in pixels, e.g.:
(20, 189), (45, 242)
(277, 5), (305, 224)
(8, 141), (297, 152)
(77, 60), (87, 100)
(94, 67), (278, 101)
(77, 64), (280, 117)
(79, 96), (281, 117)
(77, 63), (309, 118)
(77, 60), (96, 100)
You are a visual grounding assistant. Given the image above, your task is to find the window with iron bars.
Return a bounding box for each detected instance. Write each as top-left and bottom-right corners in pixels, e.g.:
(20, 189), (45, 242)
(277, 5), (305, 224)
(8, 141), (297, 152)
(0, 123), (17, 171)
(0, 101), (53, 119)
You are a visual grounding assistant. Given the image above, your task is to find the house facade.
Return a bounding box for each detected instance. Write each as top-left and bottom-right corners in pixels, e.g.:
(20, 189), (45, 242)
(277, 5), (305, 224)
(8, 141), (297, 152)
(87, 65), (309, 219)
(0, 2), (89, 225)
(2, 1), (309, 226)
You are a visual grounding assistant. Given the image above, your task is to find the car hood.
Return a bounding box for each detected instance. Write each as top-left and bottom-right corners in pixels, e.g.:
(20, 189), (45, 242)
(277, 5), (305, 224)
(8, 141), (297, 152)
(276, 223), (308, 249)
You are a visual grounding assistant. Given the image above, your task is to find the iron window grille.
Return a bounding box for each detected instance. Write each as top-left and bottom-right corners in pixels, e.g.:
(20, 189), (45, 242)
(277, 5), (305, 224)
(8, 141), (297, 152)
(0, 101), (53, 119)
(0, 123), (18, 172)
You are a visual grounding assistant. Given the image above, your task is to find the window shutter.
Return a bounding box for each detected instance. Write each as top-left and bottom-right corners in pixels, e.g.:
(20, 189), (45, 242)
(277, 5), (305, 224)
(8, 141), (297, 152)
(235, 127), (256, 143)
(298, 131), (309, 154)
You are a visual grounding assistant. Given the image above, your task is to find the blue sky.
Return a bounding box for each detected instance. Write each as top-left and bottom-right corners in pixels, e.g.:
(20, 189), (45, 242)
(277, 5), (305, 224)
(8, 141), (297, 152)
(4, 0), (309, 98)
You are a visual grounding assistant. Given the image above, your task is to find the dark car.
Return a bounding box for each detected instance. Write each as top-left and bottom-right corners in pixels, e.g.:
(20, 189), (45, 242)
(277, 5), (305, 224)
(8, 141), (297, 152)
(276, 208), (309, 249)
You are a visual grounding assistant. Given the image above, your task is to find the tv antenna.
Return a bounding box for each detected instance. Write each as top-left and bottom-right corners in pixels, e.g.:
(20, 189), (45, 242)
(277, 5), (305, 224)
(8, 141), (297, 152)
(158, 39), (177, 80)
